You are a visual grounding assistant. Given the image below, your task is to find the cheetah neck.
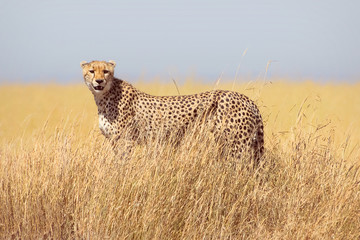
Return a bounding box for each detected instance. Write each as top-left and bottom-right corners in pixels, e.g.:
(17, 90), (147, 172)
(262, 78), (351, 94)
(93, 79), (140, 135)
(93, 78), (123, 112)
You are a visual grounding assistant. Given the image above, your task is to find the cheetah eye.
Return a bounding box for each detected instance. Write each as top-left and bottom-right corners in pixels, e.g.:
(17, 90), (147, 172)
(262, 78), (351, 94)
(103, 70), (109, 74)
(89, 70), (95, 74)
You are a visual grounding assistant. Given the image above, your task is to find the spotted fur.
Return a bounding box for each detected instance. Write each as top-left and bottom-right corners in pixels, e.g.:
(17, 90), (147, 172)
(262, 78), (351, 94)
(81, 60), (264, 162)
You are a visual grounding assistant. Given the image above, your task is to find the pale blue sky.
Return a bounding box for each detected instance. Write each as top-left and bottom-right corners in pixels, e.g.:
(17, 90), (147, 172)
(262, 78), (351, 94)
(0, 0), (359, 83)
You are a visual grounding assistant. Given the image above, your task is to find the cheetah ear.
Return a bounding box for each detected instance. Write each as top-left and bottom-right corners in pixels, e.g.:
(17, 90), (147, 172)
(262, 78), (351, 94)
(108, 60), (116, 67)
(80, 61), (88, 68)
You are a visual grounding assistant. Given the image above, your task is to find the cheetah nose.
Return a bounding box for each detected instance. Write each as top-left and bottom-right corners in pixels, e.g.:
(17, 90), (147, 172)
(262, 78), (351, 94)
(95, 79), (104, 84)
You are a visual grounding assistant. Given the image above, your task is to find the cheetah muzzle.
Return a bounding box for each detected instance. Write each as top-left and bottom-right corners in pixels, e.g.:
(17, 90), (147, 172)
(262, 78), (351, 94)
(93, 85), (104, 91)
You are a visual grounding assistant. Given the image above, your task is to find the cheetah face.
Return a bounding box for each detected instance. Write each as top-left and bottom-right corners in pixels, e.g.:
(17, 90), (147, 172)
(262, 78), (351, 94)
(80, 60), (116, 94)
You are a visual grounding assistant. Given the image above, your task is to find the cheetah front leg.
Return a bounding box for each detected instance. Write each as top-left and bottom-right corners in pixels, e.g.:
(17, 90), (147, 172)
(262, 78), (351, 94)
(110, 136), (135, 161)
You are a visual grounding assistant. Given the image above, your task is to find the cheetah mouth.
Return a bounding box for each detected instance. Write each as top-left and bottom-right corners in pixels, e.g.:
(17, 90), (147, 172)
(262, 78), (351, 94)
(93, 86), (104, 91)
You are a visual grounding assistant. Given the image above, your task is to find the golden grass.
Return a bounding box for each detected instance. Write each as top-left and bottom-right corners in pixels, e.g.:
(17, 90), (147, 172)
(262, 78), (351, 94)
(1, 80), (360, 239)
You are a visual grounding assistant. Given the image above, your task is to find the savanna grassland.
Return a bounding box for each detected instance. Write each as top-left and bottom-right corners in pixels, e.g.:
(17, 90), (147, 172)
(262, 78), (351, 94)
(1, 79), (360, 239)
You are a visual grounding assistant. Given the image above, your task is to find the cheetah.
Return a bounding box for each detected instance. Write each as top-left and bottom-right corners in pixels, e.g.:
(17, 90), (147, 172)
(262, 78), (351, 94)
(81, 60), (264, 162)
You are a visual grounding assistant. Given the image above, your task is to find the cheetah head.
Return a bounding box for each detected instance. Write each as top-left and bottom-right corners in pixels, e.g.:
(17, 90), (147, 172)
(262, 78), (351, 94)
(80, 60), (116, 94)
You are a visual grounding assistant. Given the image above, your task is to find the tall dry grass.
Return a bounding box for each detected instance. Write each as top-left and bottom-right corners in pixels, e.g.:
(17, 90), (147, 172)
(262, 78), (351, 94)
(0, 80), (360, 239)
